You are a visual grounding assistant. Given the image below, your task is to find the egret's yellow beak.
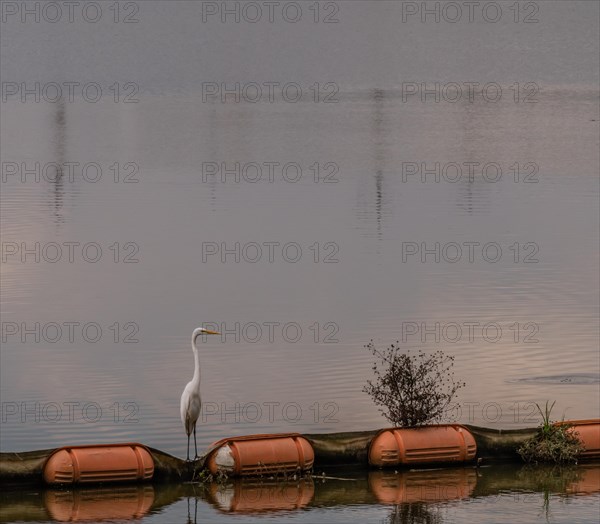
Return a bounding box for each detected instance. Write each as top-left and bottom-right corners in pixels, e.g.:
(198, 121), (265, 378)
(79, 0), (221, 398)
(204, 330), (220, 335)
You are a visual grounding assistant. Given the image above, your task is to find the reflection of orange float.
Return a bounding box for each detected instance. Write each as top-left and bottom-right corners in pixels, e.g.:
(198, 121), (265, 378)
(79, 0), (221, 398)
(44, 485), (154, 521)
(369, 425), (477, 467)
(207, 433), (314, 477)
(208, 479), (314, 513)
(369, 468), (477, 503)
(558, 420), (600, 460)
(566, 466), (600, 495)
(43, 443), (154, 485)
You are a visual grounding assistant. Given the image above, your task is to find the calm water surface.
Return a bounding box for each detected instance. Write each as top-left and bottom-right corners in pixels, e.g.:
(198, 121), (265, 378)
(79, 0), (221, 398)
(2, 465), (600, 523)
(1, 1), (599, 521)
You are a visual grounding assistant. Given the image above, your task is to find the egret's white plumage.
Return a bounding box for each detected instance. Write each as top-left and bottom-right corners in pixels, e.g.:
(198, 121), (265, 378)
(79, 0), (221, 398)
(180, 327), (220, 461)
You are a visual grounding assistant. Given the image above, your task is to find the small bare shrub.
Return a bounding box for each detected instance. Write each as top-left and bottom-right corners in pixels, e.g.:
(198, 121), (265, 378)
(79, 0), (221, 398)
(363, 341), (465, 427)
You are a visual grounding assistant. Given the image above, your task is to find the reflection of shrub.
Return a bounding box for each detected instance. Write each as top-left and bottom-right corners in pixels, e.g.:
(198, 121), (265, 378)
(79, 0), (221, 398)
(363, 341), (465, 427)
(516, 464), (582, 493)
(517, 401), (583, 464)
(387, 503), (443, 524)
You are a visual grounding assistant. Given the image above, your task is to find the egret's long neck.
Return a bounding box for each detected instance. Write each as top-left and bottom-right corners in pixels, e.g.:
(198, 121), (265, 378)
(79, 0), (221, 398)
(191, 339), (201, 385)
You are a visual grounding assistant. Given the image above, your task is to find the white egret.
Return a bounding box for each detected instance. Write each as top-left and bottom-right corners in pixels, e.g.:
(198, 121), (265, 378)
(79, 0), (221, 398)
(180, 326), (220, 461)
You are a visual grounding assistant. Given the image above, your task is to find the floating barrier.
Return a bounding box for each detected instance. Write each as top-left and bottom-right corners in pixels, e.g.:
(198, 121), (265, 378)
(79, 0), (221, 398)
(43, 444), (154, 485)
(368, 425), (476, 467)
(206, 433), (314, 477)
(1, 421), (599, 486)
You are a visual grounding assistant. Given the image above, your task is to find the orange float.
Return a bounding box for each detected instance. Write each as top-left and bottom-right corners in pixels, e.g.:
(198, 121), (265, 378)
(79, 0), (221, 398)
(559, 419), (600, 460)
(206, 433), (314, 477)
(368, 425), (477, 467)
(43, 443), (154, 485)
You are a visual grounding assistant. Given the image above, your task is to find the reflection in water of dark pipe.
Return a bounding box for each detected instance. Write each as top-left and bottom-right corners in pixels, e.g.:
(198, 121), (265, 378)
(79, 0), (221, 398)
(50, 99), (66, 227)
(455, 99), (494, 216)
(373, 88), (385, 241)
(356, 88), (392, 243)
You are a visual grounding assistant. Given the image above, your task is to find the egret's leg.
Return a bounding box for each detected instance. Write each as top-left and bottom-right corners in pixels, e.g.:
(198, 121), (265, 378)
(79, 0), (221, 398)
(193, 425), (198, 459)
(186, 434), (190, 462)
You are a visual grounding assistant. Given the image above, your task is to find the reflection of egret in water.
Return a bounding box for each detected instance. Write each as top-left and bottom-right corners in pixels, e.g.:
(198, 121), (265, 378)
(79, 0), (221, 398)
(187, 493), (198, 524)
(355, 88), (393, 242)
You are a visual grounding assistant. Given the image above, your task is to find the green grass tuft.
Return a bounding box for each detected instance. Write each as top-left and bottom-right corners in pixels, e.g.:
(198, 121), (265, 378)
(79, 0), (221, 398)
(517, 401), (584, 465)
